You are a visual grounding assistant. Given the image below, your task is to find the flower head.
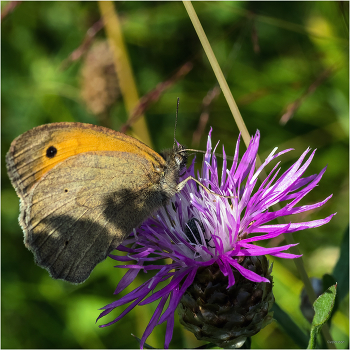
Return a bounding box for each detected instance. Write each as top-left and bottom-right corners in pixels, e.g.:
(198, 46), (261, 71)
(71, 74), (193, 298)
(98, 129), (335, 348)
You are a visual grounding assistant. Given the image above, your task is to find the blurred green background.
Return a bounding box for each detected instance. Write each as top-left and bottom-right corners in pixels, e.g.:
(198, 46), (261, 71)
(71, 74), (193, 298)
(1, 1), (348, 349)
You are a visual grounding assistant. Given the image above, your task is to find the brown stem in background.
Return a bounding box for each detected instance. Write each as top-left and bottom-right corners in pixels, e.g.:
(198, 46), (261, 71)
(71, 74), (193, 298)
(60, 20), (104, 70)
(99, 1), (152, 146)
(192, 86), (221, 147)
(1, 1), (21, 20)
(120, 61), (193, 134)
(280, 66), (336, 125)
(251, 19), (260, 54)
(192, 20), (251, 147)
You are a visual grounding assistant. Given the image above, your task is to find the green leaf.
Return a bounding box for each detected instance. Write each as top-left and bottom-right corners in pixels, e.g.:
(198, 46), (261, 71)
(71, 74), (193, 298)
(332, 225), (349, 302)
(272, 302), (309, 348)
(307, 284), (337, 349)
(322, 274), (338, 323)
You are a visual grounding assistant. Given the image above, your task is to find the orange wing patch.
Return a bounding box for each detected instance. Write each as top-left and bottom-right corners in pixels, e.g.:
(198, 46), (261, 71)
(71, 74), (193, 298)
(37, 128), (165, 183)
(7, 123), (166, 198)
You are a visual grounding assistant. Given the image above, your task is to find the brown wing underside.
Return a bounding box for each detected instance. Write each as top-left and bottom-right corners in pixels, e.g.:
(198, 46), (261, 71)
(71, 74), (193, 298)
(23, 151), (165, 284)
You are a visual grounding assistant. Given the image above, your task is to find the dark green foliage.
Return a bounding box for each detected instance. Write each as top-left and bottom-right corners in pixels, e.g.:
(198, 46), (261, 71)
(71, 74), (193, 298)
(272, 303), (309, 348)
(332, 225), (349, 302)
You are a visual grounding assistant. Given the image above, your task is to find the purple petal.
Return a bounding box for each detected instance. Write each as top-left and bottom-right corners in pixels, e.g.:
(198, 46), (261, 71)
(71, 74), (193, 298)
(98, 296), (143, 326)
(164, 307), (175, 349)
(220, 256), (235, 287)
(158, 269), (197, 324)
(101, 282), (150, 310)
(242, 223), (291, 243)
(237, 242), (299, 255)
(269, 252), (303, 259)
(251, 214), (336, 233)
(220, 145), (227, 188)
(140, 270), (190, 305)
(140, 295), (168, 349)
(114, 268), (142, 295)
(227, 257), (270, 283)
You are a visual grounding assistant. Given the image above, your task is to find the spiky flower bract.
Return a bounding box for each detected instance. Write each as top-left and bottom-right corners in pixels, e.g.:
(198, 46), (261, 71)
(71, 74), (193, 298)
(98, 129), (335, 348)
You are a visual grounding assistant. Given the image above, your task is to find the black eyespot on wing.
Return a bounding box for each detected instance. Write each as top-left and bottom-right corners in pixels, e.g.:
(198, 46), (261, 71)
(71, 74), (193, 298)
(46, 146), (57, 158)
(64, 189), (68, 193)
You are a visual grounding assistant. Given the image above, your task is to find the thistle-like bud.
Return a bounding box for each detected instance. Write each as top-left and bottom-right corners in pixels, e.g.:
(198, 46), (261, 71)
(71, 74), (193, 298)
(177, 256), (274, 348)
(80, 41), (120, 116)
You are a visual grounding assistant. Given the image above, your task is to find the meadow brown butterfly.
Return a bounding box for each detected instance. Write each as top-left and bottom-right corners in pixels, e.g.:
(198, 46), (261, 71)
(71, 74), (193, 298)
(6, 122), (188, 284)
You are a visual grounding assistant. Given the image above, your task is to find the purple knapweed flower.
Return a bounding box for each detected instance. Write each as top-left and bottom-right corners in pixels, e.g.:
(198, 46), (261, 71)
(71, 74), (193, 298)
(97, 129), (335, 348)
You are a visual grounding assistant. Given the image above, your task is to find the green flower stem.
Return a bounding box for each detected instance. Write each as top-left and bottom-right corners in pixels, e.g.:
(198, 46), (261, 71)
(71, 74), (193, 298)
(98, 1), (152, 147)
(183, 2), (335, 347)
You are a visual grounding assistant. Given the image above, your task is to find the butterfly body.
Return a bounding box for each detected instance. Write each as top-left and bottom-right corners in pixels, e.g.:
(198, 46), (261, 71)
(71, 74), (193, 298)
(6, 122), (187, 283)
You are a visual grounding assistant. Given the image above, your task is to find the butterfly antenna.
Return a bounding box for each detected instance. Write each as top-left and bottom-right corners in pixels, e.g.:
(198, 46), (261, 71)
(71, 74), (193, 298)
(174, 97), (180, 149)
(179, 148), (236, 161)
